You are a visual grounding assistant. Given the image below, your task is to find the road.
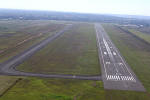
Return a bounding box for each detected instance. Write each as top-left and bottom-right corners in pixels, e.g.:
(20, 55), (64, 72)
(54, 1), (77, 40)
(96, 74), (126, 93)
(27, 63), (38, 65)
(95, 23), (145, 91)
(0, 24), (101, 81)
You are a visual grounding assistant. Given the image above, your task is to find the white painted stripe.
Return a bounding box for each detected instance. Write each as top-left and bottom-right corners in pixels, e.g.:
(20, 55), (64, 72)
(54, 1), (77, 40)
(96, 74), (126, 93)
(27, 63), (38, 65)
(127, 77), (130, 80)
(113, 52), (116, 55)
(115, 76), (117, 80)
(125, 76), (127, 80)
(110, 75), (112, 79)
(111, 75), (113, 79)
(106, 62), (110, 64)
(124, 76), (126, 80)
(118, 76), (120, 80)
(107, 75), (137, 81)
(114, 76), (116, 80)
(126, 76), (128, 80)
(113, 76), (115, 80)
(121, 76), (124, 80)
(119, 63), (123, 66)
(117, 76), (119, 80)
(116, 76), (118, 80)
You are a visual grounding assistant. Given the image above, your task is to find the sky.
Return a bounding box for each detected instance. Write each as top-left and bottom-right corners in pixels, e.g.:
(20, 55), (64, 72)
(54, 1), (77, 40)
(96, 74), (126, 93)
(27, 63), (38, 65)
(0, 0), (150, 16)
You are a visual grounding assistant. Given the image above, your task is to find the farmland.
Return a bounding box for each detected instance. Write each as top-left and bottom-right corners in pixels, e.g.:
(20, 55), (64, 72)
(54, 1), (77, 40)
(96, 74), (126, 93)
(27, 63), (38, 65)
(17, 23), (100, 75)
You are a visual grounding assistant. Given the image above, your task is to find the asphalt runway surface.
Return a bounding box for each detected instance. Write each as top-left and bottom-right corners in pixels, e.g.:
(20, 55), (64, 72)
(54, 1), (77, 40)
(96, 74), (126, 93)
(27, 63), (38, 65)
(0, 24), (101, 81)
(95, 23), (145, 91)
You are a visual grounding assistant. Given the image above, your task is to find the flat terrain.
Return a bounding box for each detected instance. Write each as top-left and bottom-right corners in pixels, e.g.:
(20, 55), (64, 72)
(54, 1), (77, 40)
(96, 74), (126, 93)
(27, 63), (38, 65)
(0, 20), (65, 62)
(127, 28), (150, 43)
(0, 78), (105, 100)
(17, 23), (100, 75)
(0, 77), (149, 100)
(0, 22), (150, 100)
(95, 23), (145, 91)
(102, 23), (150, 93)
(0, 76), (19, 96)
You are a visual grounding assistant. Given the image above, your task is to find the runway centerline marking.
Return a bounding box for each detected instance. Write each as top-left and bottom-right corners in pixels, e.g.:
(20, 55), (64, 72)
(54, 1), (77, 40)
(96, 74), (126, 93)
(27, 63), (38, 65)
(103, 37), (119, 73)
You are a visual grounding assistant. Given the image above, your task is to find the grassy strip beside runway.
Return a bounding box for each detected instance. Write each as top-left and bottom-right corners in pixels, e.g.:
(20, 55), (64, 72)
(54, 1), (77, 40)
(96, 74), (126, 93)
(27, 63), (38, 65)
(17, 23), (100, 75)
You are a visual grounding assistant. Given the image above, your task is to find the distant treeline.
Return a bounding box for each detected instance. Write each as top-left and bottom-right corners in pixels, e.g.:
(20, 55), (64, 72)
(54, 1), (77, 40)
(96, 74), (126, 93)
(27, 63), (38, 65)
(0, 9), (150, 26)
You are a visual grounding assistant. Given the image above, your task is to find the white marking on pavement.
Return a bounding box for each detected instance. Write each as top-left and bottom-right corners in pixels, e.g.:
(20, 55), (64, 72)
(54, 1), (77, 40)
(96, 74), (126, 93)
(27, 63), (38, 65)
(113, 52), (117, 55)
(119, 63), (123, 65)
(107, 75), (122, 81)
(103, 38), (119, 73)
(104, 52), (107, 55)
(106, 62), (110, 64)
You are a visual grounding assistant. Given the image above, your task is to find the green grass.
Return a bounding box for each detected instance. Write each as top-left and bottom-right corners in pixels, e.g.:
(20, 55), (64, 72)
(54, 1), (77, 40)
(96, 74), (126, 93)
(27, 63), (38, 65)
(17, 23), (100, 75)
(0, 78), (105, 100)
(0, 20), (66, 62)
(105, 90), (150, 100)
(128, 29), (150, 43)
(0, 77), (149, 100)
(0, 76), (20, 95)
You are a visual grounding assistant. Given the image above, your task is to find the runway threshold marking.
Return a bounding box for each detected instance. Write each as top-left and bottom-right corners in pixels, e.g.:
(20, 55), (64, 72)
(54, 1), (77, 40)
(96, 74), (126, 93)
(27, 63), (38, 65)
(107, 75), (135, 82)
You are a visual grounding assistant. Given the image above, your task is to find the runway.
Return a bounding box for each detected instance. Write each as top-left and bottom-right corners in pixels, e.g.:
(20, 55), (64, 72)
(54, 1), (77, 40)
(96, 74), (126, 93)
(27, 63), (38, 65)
(95, 23), (145, 91)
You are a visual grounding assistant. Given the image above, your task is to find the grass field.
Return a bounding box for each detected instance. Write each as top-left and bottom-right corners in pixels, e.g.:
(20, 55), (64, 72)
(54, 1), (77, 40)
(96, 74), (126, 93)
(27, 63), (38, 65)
(0, 78), (105, 100)
(17, 23), (100, 75)
(0, 76), (20, 96)
(127, 28), (150, 43)
(0, 20), (66, 62)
